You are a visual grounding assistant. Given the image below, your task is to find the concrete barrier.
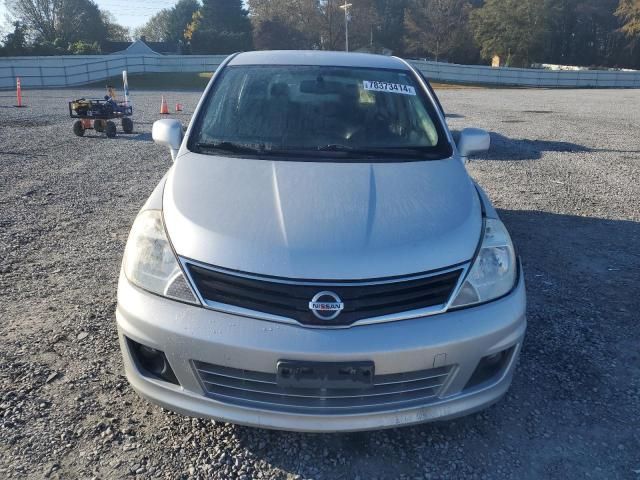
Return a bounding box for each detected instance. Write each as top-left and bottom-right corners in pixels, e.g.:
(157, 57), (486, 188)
(0, 55), (227, 89)
(411, 60), (640, 88)
(0, 54), (639, 89)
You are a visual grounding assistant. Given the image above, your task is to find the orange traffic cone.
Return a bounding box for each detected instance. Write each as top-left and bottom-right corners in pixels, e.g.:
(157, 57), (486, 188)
(175, 102), (183, 112)
(15, 77), (25, 108)
(160, 96), (169, 114)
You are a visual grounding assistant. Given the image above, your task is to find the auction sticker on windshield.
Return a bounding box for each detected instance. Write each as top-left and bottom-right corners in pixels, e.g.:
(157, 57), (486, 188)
(363, 81), (416, 95)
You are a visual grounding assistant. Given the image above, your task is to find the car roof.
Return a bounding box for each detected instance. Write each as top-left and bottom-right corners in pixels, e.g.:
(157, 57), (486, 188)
(228, 50), (411, 71)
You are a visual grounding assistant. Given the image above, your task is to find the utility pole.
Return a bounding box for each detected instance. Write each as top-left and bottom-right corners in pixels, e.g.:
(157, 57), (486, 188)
(339, 1), (352, 52)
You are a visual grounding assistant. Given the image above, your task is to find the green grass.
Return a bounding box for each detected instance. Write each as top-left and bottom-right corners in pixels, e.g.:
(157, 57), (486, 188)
(86, 72), (214, 91)
(86, 72), (480, 91)
(430, 82), (484, 89)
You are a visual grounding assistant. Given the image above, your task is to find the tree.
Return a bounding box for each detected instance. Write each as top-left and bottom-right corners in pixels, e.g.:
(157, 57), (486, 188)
(404, 0), (477, 62)
(347, 0), (383, 51)
(136, 0), (199, 44)
(102, 12), (130, 41)
(616, 0), (640, 36)
(372, 0), (409, 53)
(7, 0), (108, 44)
(7, 0), (58, 42)
(253, 18), (310, 49)
(567, 0), (623, 67)
(470, 0), (547, 66)
(68, 40), (101, 54)
(57, 0), (107, 43)
(248, 0), (322, 49)
(135, 10), (172, 41)
(30, 40), (65, 54)
(188, 0), (253, 53)
(248, 0), (402, 52)
(0, 21), (28, 55)
(542, 0), (627, 68)
(166, 0), (200, 43)
(318, 0), (344, 50)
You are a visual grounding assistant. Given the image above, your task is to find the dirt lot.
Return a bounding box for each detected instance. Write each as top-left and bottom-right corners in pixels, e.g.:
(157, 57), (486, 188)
(0, 86), (639, 480)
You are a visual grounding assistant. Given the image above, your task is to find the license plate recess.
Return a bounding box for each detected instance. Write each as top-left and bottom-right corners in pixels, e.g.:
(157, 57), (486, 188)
(276, 361), (374, 389)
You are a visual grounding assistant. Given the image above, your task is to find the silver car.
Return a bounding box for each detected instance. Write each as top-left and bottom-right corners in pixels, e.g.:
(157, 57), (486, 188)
(117, 51), (526, 432)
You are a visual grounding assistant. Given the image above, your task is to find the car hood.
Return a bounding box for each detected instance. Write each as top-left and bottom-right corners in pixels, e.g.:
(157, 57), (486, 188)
(163, 153), (482, 279)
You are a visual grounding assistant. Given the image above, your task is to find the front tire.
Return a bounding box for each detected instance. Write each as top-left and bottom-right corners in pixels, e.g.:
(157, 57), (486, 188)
(73, 120), (85, 137)
(121, 117), (133, 134)
(105, 121), (117, 138)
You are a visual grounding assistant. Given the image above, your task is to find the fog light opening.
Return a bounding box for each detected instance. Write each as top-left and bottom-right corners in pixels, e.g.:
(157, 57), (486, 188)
(127, 338), (179, 385)
(465, 346), (515, 390)
(483, 352), (504, 367)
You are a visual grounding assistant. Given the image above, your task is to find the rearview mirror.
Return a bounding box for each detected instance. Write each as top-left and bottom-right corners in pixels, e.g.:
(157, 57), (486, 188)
(457, 128), (490, 160)
(300, 79), (344, 95)
(152, 119), (183, 161)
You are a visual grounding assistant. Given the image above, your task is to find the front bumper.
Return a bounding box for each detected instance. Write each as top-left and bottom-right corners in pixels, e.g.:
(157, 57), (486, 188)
(116, 271), (526, 432)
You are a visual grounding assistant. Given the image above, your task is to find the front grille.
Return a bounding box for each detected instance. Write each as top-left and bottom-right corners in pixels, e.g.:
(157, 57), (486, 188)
(194, 361), (452, 414)
(186, 262), (462, 327)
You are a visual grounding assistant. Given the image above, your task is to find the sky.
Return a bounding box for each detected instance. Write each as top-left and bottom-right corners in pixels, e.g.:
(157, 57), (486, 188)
(94, 0), (182, 29)
(0, 0), (184, 34)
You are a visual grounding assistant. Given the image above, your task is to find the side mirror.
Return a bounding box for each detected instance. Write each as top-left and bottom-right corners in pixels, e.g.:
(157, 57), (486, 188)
(152, 119), (183, 161)
(457, 128), (490, 160)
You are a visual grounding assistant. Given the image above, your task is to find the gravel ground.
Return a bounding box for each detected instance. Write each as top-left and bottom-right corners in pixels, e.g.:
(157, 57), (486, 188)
(0, 86), (639, 480)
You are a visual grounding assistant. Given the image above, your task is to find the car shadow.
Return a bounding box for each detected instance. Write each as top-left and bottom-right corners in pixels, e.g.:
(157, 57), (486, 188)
(498, 208), (639, 308)
(457, 132), (639, 161)
(449, 130), (593, 161)
(78, 132), (151, 141)
(226, 209), (640, 479)
(126, 132), (152, 142)
(487, 132), (594, 161)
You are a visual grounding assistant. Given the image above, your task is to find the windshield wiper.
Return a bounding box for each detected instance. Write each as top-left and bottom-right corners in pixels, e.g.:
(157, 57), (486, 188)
(317, 144), (441, 159)
(195, 142), (309, 158)
(317, 144), (357, 152)
(194, 141), (264, 155)
(194, 142), (442, 160)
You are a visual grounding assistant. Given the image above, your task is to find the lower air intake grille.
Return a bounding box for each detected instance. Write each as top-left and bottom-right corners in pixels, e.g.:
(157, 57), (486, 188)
(193, 361), (452, 415)
(186, 262), (462, 327)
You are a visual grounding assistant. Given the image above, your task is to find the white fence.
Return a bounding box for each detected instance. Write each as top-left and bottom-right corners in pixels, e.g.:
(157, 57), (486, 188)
(412, 60), (640, 88)
(1, 54), (639, 89)
(0, 55), (227, 89)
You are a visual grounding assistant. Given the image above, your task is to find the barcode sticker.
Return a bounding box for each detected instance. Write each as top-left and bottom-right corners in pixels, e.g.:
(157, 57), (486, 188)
(363, 81), (416, 95)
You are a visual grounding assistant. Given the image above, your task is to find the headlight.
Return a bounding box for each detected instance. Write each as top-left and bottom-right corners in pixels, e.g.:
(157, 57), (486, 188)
(450, 218), (517, 308)
(123, 210), (199, 304)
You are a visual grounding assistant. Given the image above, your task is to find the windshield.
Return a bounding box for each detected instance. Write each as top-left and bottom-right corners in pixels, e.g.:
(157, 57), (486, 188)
(189, 65), (452, 160)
